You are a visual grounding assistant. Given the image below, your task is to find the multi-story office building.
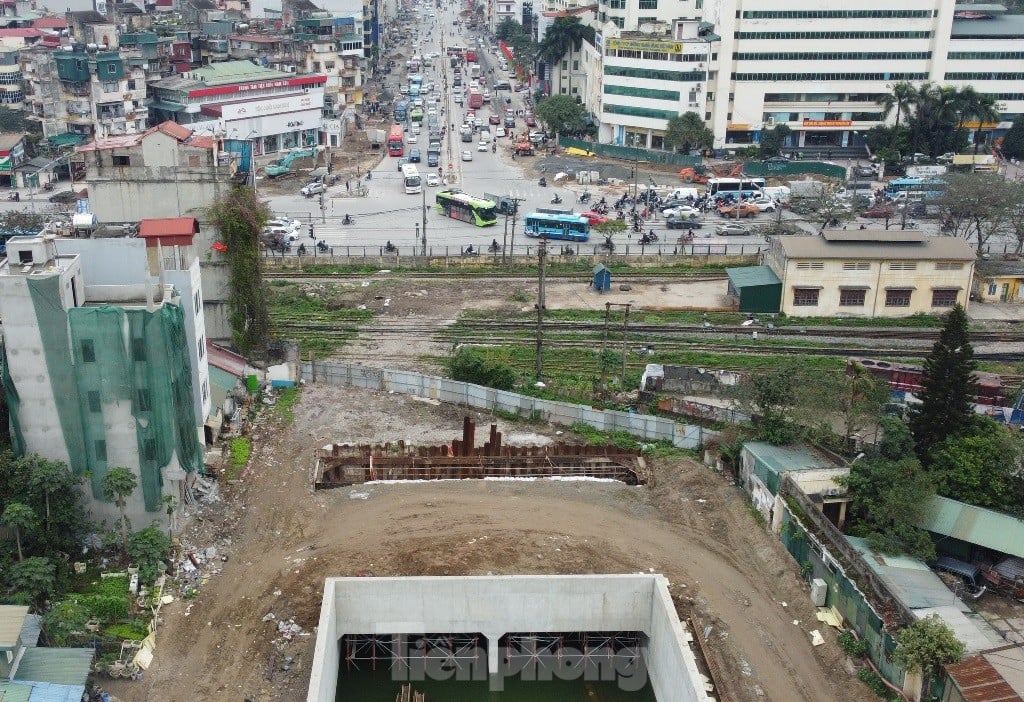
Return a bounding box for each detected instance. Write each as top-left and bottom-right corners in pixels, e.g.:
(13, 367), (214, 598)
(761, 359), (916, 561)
(585, 1), (1024, 151)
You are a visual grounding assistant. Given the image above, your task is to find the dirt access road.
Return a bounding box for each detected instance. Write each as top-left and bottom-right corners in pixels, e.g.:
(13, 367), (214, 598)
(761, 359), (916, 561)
(104, 384), (875, 702)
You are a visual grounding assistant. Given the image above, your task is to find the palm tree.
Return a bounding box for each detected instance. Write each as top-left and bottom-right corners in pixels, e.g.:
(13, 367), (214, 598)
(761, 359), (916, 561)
(540, 17), (588, 99)
(102, 467), (138, 555)
(2, 502), (37, 561)
(955, 87), (1000, 169)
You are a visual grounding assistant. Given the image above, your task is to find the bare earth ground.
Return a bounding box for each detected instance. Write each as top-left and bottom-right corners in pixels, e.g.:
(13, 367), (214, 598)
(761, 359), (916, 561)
(103, 384), (875, 702)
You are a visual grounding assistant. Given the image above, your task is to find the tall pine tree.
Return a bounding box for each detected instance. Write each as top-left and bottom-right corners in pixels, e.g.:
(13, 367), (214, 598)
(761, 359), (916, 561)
(909, 304), (976, 465)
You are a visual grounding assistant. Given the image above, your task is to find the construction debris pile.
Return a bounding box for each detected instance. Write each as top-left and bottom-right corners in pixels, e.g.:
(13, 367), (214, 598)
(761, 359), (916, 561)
(314, 417), (645, 488)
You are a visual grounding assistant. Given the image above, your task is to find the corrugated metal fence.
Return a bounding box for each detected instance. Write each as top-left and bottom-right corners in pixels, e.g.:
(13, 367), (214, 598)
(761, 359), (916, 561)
(302, 361), (714, 448)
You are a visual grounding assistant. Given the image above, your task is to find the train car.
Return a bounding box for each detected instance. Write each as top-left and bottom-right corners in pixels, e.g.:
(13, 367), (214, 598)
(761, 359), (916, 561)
(847, 357), (1006, 408)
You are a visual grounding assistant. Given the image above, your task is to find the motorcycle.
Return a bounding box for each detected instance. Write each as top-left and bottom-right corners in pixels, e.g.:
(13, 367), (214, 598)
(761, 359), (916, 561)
(7, 191), (18, 201)
(488, 240), (501, 253)
(550, 194), (562, 204)
(538, 177), (547, 187)
(317, 240), (330, 253)
(342, 215), (355, 225)
(462, 245), (479, 256)
(561, 245), (576, 256)
(639, 232), (658, 246)
(384, 241), (397, 253)
(578, 190), (591, 204)
(297, 243), (307, 256)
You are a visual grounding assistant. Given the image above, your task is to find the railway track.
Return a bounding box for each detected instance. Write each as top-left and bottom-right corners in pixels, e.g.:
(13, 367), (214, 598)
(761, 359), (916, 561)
(264, 270), (729, 283)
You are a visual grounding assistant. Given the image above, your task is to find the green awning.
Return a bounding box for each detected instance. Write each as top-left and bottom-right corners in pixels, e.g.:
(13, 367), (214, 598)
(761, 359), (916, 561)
(0, 156), (11, 173)
(148, 101), (186, 112)
(46, 132), (86, 147)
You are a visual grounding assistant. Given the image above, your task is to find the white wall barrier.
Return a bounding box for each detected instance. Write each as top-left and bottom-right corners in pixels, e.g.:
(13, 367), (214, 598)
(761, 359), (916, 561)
(303, 361), (715, 449)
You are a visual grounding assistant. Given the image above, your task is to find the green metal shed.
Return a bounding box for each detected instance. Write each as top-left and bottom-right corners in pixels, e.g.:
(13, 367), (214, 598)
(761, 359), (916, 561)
(726, 265), (782, 313)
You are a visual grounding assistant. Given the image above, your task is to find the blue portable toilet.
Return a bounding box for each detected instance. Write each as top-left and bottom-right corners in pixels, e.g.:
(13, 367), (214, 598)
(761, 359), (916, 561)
(592, 264), (611, 293)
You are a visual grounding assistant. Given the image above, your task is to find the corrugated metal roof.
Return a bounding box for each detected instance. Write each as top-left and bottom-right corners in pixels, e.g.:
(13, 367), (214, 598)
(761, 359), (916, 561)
(12, 648), (92, 686)
(776, 233), (975, 261)
(847, 537), (971, 610)
(726, 265), (780, 288)
(0, 682), (33, 702)
(190, 60), (291, 86)
(743, 442), (839, 476)
(946, 646), (1024, 701)
(0, 605), (29, 648)
(920, 496), (1024, 559)
(18, 612), (40, 647)
(0, 681), (85, 702)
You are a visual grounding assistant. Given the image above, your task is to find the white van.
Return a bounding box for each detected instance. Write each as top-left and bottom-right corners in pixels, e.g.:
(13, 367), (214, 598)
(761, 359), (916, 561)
(760, 185), (791, 202)
(670, 187), (700, 200)
(479, 129), (492, 143)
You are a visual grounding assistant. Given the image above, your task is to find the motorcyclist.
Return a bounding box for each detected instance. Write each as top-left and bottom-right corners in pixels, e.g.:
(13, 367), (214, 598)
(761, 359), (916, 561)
(489, 238), (500, 252)
(385, 240), (396, 252)
(343, 214), (353, 225)
(465, 244), (475, 254)
(298, 243), (307, 255)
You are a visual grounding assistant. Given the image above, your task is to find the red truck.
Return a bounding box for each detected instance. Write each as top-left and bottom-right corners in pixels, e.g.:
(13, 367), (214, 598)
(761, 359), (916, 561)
(468, 89), (483, 109)
(466, 49), (477, 62)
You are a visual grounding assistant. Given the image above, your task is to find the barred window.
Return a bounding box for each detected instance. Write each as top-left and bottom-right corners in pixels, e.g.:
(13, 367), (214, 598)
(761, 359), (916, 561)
(735, 72), (928, 82)
(604, 84), (680, 101)
(735, 52), (930, 62)
(885, 289), (913, 307)
(741, 9), (932, 18)
(842, 262), (870, 271)
(945, 72), (1024, 81)
(931, 289), (959, 308)
(793, 288), (820, 306)
(839, 289), (866, 306)
(736, 31), (931, 41)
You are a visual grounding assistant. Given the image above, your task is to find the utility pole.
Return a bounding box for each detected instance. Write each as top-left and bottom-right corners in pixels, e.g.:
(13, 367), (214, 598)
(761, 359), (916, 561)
(535, 238), (547, 379)
(508, 196), (525, 260)
(621, 302), (631, 381)
(421, 182), (428, 256)
(502, 209), (510, 263)
(599, 301), (611, 397)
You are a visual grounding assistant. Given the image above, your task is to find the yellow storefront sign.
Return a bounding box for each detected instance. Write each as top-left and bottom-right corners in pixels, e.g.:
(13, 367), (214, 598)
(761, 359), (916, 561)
(606, 38), (683, 53)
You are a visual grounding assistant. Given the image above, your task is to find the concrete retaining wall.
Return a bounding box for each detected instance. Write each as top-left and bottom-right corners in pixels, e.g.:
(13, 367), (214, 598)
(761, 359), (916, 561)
(303, 361), (715, 448)
(307, 574), (710, 702)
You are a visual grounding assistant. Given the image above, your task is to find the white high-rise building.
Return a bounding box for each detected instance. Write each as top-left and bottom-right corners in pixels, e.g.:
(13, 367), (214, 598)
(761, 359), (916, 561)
(587, 0), (1024, 151)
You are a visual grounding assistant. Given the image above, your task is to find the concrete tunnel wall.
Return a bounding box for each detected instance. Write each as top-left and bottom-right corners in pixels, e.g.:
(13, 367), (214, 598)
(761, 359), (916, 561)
(307, 574), (710, 702)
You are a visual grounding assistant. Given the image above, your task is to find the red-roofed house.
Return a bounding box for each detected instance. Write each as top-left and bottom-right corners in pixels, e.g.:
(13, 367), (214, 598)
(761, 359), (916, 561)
(32, 16), (68, 30)
(79, 121), (231, 224)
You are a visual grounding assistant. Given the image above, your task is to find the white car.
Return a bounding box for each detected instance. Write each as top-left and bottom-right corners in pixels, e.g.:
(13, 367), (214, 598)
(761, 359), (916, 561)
(749, 197), (777, 212)
(495, 127), (506, 138)
(477, 141), (488, 151)
(300, 182), (325, 197)
(461, 150), (473, 161)
(426, 173), (440, 187)
(662, 205), (701, 219)
(408, 134), (418, 144)
(410, 124), (421, 134)
(266, 218), (301, 232)
(474, 117), (485, 128)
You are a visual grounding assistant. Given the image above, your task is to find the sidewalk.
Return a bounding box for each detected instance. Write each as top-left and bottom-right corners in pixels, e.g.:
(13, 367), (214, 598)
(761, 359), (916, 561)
(968, 302), (1024, 322)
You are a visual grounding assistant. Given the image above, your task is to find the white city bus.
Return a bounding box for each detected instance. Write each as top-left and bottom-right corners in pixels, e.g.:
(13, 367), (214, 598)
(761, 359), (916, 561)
(401, 163), (422, 194)
(706, 177), (766, 199)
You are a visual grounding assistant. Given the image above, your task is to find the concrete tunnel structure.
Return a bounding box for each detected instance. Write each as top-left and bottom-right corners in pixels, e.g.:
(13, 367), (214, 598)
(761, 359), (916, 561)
(307, 574), (712, 702)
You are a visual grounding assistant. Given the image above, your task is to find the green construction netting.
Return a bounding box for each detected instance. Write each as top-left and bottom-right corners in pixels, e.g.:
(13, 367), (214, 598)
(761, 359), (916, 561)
(0, 344), (25, 456)
(779, 510), (906, 688)
(65, 304), (202, 512)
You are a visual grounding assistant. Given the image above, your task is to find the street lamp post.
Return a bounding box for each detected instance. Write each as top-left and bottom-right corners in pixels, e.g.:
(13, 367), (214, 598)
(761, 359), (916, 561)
(630, 133), (641, 199)
(421, 181), (428, 257)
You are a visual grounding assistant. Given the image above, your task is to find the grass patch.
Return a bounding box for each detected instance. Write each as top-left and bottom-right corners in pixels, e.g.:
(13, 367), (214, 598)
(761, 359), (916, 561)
(227, 437), (251, 479)
(267, 282), (374, 356)
(265, 260), (740, 277)
(274, 387), (300, 422)
(104, 621), (149, 641)
(569, 422), (689, 458)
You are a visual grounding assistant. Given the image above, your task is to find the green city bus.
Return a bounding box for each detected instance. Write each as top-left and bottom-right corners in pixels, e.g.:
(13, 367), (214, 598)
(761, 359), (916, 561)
(435, 189), (498, 226)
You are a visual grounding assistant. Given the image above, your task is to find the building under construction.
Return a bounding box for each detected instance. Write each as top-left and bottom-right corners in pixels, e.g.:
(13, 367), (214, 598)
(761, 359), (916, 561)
(313, 417), (646, 489)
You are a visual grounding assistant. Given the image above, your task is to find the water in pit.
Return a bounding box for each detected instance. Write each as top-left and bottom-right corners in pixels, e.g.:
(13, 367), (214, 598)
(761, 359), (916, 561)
(337, 633), (657, 702)
(336, 667), (659, 702)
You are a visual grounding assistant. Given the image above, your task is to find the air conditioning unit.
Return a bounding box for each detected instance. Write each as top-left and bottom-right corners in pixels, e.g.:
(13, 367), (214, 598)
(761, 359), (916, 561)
(766, 116), (775, 126)
(285, 65), (296, 73)
(688, 102), (698, 107)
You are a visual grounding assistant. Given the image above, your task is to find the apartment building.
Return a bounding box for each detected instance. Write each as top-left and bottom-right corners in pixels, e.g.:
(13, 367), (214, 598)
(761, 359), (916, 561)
(0, 232), (207, 528)
(50, 44), (147, 140)
(585, 0), (1024, 151)
(293, 13), (365, 109)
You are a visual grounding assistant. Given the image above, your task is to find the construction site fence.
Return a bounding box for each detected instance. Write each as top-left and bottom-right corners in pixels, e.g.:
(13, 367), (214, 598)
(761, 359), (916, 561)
(743, 160), (848, 181)
(777, 475), (911, 689)
(262, 245), (766, 264)
(302, 361), (714, 449)
(557, 137), (702, 167)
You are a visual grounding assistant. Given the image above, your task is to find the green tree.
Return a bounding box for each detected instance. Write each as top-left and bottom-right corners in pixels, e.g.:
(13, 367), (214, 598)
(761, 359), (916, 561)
(837, 418), (937, 560)
(876, 81), (918, 130)
(41, 598), (90, 646)
(7, 556), (56, 606)
(1002, 116), (1024, 160)
(746, 362), (802, 445)
(539, 17), (588, 97)
(207, 187), (272, 355)
(128, 526), (171, 585)
(909, 305), (976, 463)
(534, 94), (587, 137)
(25, 456), (76, 534)
(807, 361), (888, 454)
(892, 614), (965, 696)
(447, 347), (517, 390)
(664, 112), (714, 154)
(1, 502), (36, 561)
(929, 417), (1024, 514)
(758, 124), (792, 158)
(936, 174), (1023, 255)
(101, 467), (138, 555)
(496, 17), (525, 41)
(954, 86), (1000, 167)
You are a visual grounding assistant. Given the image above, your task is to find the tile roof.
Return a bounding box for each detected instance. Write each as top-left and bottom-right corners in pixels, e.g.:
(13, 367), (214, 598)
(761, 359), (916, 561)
(0, 605), (29, 648)
(946, 646), (1024, 701)
(0, 28), (45, 37)
(776, 231), (976, 261)
(12, 648), (92, 687)
(138, 217), (199, 238)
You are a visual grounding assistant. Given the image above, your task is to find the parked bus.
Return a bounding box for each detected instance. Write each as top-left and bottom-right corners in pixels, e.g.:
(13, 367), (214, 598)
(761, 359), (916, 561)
(435, 189), (498, 226)
(394, 100), (408, 122)
(401, 163), (422, 194)
(523, 211), (590, 242)
(884, 177), (946, 199)
(706, 177), (766, 199)
(387, 124), (404, 157)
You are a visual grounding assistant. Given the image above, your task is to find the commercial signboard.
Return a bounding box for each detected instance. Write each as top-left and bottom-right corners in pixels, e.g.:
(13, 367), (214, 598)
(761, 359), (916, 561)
(606, 38), (683, 54)
(220, 92), (324, 121)
(802, 119), (852, 128)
